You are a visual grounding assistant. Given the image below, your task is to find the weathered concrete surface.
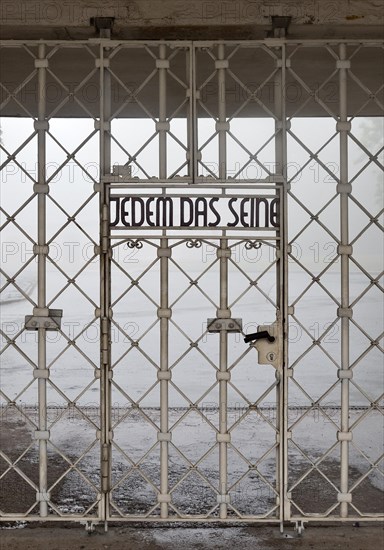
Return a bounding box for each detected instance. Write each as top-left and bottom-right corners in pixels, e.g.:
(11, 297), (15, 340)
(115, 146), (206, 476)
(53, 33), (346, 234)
(0, 0), (383, 40)
(1, 523), (383, 550)
(1, 1), (383, 119)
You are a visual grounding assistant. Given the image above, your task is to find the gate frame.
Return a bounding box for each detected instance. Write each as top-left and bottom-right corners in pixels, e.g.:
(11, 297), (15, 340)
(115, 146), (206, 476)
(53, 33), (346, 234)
(0, 37), (383, 528)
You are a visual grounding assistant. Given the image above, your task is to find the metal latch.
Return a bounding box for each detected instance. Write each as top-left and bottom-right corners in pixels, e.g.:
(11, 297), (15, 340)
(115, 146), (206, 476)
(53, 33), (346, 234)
(244, 330), (275, 344)
(244, 320), (281, 368)
(25, 309), (63, 331)
(207, 318), (242, 333)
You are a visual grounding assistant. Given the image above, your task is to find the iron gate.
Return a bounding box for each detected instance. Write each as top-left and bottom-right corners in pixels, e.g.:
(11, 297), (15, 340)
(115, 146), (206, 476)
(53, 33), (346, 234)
(0, 39), (383, 527)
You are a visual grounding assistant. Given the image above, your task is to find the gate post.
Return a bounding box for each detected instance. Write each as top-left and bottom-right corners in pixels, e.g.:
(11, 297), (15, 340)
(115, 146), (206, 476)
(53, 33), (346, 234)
(98, 42), (112, 522)
(157, 44), (171, 518)
(337, 43), (352, 518)
(35, 42), (49, 518)
(274, 44), (289, 525)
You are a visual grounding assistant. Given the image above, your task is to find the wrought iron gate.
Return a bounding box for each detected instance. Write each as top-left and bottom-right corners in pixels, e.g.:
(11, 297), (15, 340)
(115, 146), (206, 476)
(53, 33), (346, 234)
(0, 39), (383, 526)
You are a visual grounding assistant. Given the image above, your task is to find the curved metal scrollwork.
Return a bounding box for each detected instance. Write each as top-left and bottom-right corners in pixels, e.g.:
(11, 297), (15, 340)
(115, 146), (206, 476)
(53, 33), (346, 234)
(186, 239), (202, 249)
(244, 240), (262, 250)
(126, 240), (143, 249)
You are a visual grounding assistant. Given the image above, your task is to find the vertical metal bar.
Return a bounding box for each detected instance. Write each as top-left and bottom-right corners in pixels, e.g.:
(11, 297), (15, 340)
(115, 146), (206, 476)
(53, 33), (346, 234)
(99, 41), (112, 522)
(159, 44), (167, 180)
(37, 42), (48, 518)
(273, 45), (285, 525)
(275, 44), (290, 525)
(186, 45), (196, 182)
(158, 43), (170, 519)
(217, 43), (229, 519)
(280, 44), (289, 527)
(218, 239), (229, 519)
(191, 45), (198, 183)
(338, 43), (351, 519)
(217, 44), (226, 180)
(159, 238), (170, 519)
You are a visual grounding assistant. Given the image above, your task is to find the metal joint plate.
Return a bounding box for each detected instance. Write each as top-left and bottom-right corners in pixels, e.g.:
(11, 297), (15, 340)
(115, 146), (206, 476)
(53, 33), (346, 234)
(25, 309), (63, 331)
(207, 318), (242, 333)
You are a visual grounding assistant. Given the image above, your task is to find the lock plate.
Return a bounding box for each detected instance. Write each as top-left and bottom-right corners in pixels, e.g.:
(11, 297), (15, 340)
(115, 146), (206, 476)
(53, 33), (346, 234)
(253, 320), (281, 368)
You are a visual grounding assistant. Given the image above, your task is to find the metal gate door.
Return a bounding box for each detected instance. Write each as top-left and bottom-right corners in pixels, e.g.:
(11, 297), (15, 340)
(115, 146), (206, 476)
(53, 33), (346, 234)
(96, 41), (287, 522)
(105, 193), (284, 521)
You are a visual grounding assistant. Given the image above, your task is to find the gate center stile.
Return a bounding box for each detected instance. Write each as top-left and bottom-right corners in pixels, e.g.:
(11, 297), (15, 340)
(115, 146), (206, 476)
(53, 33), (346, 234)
(158, 237), (171, 518)
(218, 238), (230, 519)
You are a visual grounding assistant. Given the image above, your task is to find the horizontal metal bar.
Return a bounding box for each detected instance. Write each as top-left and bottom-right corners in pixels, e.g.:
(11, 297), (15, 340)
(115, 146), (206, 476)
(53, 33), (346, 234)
(289, 516), (384, 522)
(109, 234), (281, 240)
(1, 39), (383, 47)
(106, 181), (284, 188)
(109, 193), (279, 199)
(106, 517), (283, 523)
(111, 225), (278, 230)
(0, 515), (381, 524)
(0, 516), (100, 522)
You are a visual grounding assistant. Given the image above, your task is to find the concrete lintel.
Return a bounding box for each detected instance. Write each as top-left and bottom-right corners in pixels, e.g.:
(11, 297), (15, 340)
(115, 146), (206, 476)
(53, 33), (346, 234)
(0, 1), (383, 40)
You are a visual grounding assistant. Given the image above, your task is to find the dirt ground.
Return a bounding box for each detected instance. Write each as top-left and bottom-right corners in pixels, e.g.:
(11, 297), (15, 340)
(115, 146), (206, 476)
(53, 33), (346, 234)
(1, 410), (383, 549)
(1, 523), (383, 550)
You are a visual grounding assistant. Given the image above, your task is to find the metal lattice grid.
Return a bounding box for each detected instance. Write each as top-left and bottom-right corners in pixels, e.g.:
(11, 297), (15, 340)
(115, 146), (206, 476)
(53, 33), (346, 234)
(0, 39), (383, 526)
(1, 43), (102, 520)
(106, 215), (283, 520)
(285, 43), (384, 520)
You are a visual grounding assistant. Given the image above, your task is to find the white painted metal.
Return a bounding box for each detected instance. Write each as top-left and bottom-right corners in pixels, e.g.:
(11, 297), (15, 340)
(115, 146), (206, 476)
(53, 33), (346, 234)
(218, 239), (229, 519)
(36, 42), (49, 519)
(0, 39), (383, 527)
(99, 40), (112, 522)
(274, 44), (286, 523)
(338, 43), (351, 520)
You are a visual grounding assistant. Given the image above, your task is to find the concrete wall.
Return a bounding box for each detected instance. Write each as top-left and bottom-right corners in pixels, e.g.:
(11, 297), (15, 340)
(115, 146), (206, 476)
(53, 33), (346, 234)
(0, 0), (383, 40)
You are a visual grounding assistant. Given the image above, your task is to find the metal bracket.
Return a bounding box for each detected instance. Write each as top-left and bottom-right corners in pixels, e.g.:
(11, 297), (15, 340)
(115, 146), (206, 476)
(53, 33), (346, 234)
(34, 430), (50, 440)
(157, 493), (171, 503)
(36, 491), (50, 502)
(112, 164), (132, 178)
(215, 59), (229, 69)
(294, 520), (307, 536)
(25, 309), (63, 330)
(337, 492), (352, 503)
(80, 520), (99, 534)
(207, 318), (242, 333)
(157, 432), (172, 442)
(275, 58), (291, 68)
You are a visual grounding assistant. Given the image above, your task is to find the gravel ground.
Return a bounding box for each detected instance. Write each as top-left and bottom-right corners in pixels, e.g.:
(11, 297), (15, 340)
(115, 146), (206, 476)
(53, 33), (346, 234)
(1, 523), (383, 550)
(1, 409), (383, 518)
